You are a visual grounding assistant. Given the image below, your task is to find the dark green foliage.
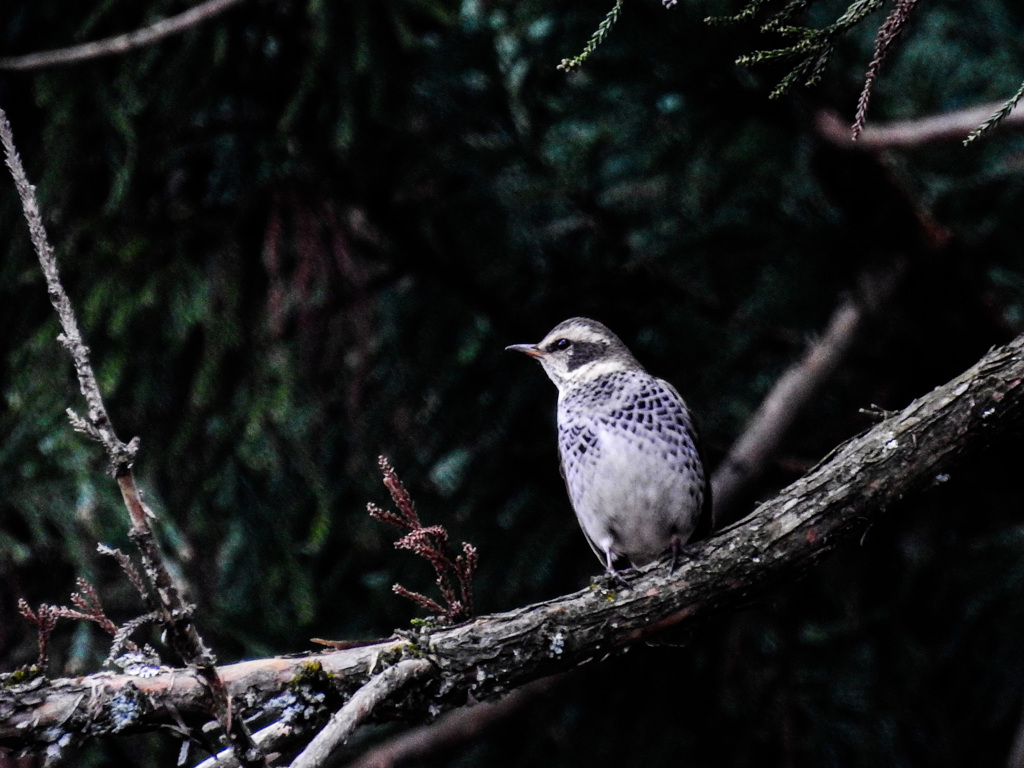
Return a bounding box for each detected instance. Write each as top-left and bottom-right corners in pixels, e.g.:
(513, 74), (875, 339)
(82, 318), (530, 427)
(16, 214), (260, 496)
(1, 0), (1024, 765)
(726, 0), (888, 98)
(712, 0), (1024, 139)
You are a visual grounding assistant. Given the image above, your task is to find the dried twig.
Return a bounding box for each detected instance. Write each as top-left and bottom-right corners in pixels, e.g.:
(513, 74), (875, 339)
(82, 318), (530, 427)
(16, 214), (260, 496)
(18, 578), (148, 672)
(368, 457), (478, 623)
(97, 543), (150, 602)
(195, 721), (297, 768)
(20, 575), (164, 673)
(57, 578), (124, 638)
(0, 0), (245, 71)
(16, 600), (59, 668)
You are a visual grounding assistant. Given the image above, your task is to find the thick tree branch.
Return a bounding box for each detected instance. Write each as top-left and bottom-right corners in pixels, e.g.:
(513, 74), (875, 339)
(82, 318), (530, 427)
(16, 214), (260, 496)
(3, 330), (1023, 756)
(0, 0), (245, 72)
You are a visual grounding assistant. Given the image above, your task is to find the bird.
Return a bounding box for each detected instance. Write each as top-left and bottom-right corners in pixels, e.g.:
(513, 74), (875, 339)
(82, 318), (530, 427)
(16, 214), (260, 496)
(506, 317), (712, 577)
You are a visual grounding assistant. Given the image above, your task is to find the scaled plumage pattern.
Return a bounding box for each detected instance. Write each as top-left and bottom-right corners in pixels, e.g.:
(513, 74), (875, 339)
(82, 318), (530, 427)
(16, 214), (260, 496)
(508, 317), (712, 575)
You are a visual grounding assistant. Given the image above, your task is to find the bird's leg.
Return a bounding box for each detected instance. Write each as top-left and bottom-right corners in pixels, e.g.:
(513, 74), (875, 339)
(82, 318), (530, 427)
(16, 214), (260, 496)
(668, 535), (688, 573)
(600, 550), (631, 588)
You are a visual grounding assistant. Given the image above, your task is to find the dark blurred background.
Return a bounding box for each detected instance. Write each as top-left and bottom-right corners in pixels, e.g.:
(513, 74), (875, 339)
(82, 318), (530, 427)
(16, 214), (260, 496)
(2, 0), (1024, 765)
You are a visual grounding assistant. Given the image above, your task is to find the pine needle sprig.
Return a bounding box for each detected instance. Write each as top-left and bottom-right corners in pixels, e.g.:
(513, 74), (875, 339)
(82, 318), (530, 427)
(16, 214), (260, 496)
(964, 78), (1024, 146)
(558, 0), (624, 73)
(852, 0), (921, 138)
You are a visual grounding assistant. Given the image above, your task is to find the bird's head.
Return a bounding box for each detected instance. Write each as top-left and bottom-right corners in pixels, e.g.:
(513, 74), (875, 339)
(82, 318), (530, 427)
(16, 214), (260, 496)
(506, 317), (643, 392)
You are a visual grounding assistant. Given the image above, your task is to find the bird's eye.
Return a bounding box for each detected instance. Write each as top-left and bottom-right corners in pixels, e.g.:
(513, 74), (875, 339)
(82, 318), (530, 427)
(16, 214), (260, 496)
(551, 338), (572, 352)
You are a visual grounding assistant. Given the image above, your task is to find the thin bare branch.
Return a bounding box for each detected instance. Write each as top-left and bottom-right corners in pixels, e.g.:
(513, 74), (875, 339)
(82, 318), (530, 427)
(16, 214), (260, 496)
(0, 109), (134, 475)
(712, 259), (907, 524)
(0, 106), (268, 768)
(97, 544), (150, 602)
(17, 600), (58, 668)
(817, 103), (1024, 149)
(0, 0), (245, 72)
(195, 721), (298, 768)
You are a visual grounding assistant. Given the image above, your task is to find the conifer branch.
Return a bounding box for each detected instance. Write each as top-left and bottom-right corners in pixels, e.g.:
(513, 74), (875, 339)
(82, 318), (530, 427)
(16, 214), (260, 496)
(557, 0), (624, 73)
(852, 0), (921, 139)
(964, 78), (1024, 146)
(733, 0), (885, 99)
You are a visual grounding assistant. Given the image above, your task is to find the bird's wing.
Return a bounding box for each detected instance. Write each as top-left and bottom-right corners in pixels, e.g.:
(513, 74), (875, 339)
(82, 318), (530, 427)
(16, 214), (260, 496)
(656, 377), (715, 541)
(558, 419), (619, 568)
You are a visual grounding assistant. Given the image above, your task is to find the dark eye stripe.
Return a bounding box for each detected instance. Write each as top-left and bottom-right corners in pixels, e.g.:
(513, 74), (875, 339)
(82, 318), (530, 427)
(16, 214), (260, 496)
(565, 341), (606, 370)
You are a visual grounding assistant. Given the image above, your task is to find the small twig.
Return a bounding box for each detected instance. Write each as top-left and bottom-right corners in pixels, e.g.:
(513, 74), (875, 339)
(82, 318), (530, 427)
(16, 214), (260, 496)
(0, 110), (135, 477)
(391, 584), (446, 616)
(290, 659), (434, 768)
(104, 615), (162, 668)
(58, 578), (121, 637)
(18, 578), (154, 672)
(54, 577), (155, 664)
(0, 0), (245, 72)
(17, 600), (59, 668)
(97, 544), (150, 602)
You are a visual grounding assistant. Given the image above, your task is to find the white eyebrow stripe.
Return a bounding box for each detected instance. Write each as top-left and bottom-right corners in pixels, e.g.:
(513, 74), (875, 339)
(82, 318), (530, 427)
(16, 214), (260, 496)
(540, 328), (608, 346)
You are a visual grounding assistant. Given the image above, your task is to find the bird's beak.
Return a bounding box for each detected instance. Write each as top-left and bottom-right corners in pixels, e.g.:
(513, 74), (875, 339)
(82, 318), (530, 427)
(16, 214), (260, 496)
(505, 343), (544, 358)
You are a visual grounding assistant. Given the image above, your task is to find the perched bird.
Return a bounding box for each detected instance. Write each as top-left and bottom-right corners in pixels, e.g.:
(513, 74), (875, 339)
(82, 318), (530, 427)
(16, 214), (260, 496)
(507, 317), (712, 576)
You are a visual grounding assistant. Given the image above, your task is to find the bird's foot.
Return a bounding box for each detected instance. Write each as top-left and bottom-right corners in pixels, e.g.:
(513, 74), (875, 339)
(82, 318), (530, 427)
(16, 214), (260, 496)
(595, 565), (632, 590)
(666, 536), (693, 574)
